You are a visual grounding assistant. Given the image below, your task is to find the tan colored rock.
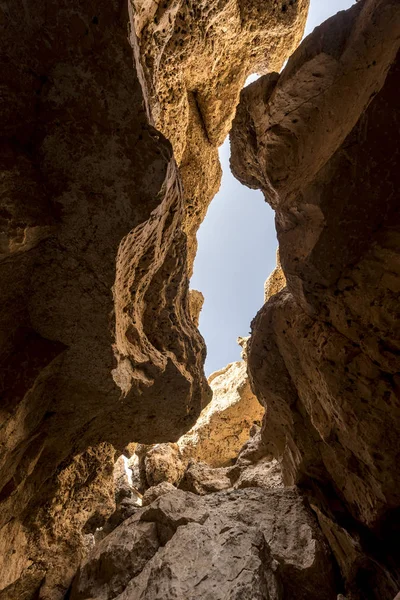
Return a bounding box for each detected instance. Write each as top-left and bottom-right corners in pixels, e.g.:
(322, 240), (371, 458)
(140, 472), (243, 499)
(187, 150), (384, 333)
(71, 487), (337, 599)
(189, 289), (205, 328)
(28, 444), (117, 600)
(132, 0), (310, 268)
(0, 0), (208, 596)
(144, 443), (185, 488)
(231, 426), (283, 491)
(178, 360), (264, 467)
(237, 335), (249, 360)
(264, 248), (286, 302)
(179, 460), (232, 495)
(230, 0), (400, 595)
(0, 0), (311, 595)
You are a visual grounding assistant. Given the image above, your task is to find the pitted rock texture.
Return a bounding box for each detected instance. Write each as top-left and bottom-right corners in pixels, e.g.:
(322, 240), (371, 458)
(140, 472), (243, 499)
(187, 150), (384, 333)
(188, 289), (205, 328)
(132, 359), (265, 491)
(264, 249), (286, 302)
(132, 0), (309, 268)
(144, 443), (185, 488)
(231, 0), (400, 595)
(70, 487), (337, 600)
(0, 0), (211, 596)
(178, 360), (264, 467)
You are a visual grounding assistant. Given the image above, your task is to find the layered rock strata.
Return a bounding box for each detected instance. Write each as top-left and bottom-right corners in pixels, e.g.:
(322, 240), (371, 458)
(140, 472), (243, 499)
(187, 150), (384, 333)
(231, 0), (400, 595)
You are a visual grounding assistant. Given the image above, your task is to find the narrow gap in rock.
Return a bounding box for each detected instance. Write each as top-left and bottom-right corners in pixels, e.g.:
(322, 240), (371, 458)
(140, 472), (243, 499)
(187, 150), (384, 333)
(190, 138), (276, 376)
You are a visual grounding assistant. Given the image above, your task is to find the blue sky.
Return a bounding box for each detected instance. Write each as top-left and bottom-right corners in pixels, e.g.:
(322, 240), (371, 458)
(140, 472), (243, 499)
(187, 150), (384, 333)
(191, 0), (355, 376)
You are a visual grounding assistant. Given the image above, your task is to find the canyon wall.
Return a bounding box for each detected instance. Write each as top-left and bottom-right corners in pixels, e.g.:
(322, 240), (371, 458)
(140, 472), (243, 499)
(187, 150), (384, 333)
(231, 0), (400, 596)
(0, 0), (308, 597)
(131, 0), (309, 269)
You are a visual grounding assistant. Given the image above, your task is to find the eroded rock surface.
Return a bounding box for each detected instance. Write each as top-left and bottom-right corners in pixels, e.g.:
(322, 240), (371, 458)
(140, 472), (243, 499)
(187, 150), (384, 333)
(188, 289), (205, 328)
(0, 0), (208, 595)
(0, 0), (311, 593)
(231, 0), (400, 595)
(264, 249), (286, 302)
(70, 487), (337, 600)
(179, 424), (284, 495)
(179, 360), (264, 467)
(132, 0), (309, 267)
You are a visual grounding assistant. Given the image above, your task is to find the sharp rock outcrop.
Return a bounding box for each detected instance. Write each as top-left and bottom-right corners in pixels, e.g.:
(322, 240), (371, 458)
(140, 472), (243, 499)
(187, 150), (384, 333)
(131, 0), (310, 269)
(0, 0), (310, 596)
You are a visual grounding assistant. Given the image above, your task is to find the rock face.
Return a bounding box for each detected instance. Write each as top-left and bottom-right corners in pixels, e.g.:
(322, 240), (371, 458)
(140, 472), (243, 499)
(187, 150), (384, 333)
(144, 443), (185, 488)
(0, 1), (210, 595)
(131, 0), (309, 268)
(231, 0), (400, 595)
(179, 424), (284, 495)
(70, 487), (337, 600)
(0, 0), (310, 595)
(179, 360), (264, 466)
(188, 289), (205, 328)
(264, 249), (286, 302)
(131, 360), (265, 494)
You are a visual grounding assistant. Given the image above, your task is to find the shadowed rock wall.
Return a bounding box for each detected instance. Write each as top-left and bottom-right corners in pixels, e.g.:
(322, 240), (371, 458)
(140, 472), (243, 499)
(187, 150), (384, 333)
(0, 0), (310, 597)
(231, 0), (400, 595)
(0, 0), (209, 595)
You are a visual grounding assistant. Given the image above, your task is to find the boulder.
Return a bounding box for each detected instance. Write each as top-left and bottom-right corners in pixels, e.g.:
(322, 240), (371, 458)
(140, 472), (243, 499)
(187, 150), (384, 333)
(70, 487), (337, 600)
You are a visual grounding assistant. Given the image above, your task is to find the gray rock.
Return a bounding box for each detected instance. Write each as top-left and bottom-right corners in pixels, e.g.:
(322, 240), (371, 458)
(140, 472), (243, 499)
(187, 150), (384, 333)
(71, 488), (337, 599)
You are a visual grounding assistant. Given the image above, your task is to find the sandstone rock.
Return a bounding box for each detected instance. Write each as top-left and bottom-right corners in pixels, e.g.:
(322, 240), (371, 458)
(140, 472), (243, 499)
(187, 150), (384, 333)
(114, 456), (133, 504)
(230, 0), (400, 594)
(179, 460), (232, 495)
(189, 289), (205, 328)
(0, 0), (313, 595)
(71, 487), (337, 599)
(122, 443), (138, 459)
(178, 424), (283, 495)
(94, 456), (143, 541)
(131, 0), (309, 268)
(97, 499), (141, 542)
(142, 482), (177, 507)
(228, 426), (284, 491)
(237, 335), (250, 360)
(70, 518), (160, 600)
(178, 360), (264, 467)
(28, 444), (117, 600)
(264, 249), (286, 302)
(144, 443), (185, 488)
(0, 0), (209, 595)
